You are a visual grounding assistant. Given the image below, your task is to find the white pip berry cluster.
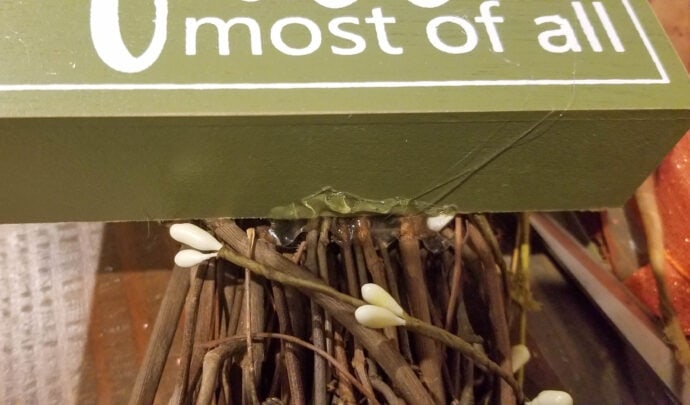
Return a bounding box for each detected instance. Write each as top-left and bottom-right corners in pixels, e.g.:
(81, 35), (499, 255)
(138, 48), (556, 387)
(169, 223), (223, 267)
(426, 214), (455, 232)
(355, 283), (406, 328)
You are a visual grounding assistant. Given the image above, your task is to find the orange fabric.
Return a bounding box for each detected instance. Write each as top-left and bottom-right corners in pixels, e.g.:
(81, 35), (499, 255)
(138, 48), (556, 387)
(625, 131), (690, 334)
(655, 131), (690, 280)
(625, 260), (690, 335)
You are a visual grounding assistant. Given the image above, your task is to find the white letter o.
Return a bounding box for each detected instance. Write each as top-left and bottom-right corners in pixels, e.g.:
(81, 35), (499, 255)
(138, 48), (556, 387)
(271, 17), (322, 56)
(427, 16), (478, 54)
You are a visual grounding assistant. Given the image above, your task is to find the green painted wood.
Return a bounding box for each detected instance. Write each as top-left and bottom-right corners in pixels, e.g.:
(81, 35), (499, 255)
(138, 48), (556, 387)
(0, 0), (688, 222)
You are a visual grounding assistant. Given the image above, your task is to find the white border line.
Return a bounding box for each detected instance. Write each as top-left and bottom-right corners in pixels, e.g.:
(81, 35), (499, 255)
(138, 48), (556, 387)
(0, 78), (669, 91)
(0, 0), (669, 92)
(620, 0), (668, 82)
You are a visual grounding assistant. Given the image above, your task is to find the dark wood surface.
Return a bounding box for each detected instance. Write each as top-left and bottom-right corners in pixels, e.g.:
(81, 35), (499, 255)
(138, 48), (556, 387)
(523, 254), (674, 404)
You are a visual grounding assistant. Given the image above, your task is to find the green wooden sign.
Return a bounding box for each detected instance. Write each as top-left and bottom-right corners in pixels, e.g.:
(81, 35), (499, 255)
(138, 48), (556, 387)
(0, 0), (688, 222)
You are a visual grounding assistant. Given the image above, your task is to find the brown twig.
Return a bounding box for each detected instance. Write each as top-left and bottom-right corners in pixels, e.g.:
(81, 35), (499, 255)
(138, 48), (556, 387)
(272, 243), (307, 405)
(459, 356), (475, 405)
(171, 261), (208, 405)
(305, 222), (328, 405)
(188, 259), (218, 401)
(284, 244), (307, 356)
(399, 216), (446, 405)
(271, 282), (304, 405)
(377, 238), (414, 363)
(221, 361), (232, 405)
(218, 260), (240, 338)
(333, 327), (357, 405)
(317, 218), (334, 371)
(443, 219), (465, 398)
(243, 228), (260, 405)
(357, 218), (388, 287)
(352, 240), (370, 287)
(370, 377), (404, 405)
(197, 341), (246, 405)
(469, 214), (511, 307)
(215, 261), (224, 339)
(129, 265), (190, 405)
(228, 282), (244, 338)
(337, 221), (360, 300)
(357, 218), (398, 347)
(445, 217), (464, 331)
(426, 254), (447, 329)
(466, 223), (515, 405)
(376, 238), (402, 307)
(336, 221), (375, 401)
(351, 348), (373, 405)
(350, 238), (378, 400)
